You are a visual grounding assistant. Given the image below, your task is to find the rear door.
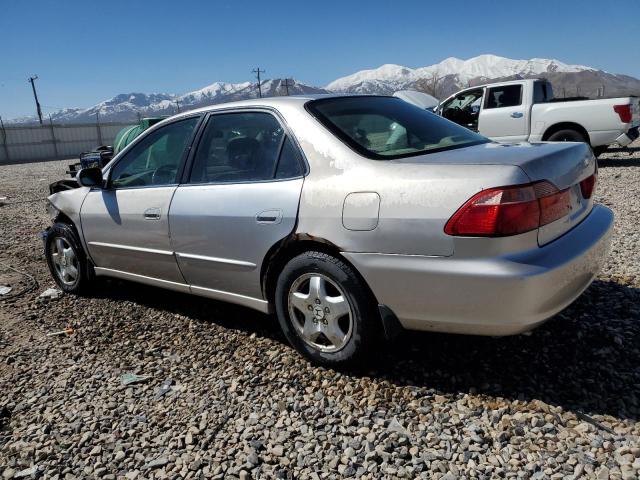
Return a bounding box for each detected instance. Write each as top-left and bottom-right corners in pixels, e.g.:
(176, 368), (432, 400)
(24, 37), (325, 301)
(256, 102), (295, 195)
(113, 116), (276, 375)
(81, 116), (200, 283)
(478, 83), (529, 142)
(169, 110), (305, 307)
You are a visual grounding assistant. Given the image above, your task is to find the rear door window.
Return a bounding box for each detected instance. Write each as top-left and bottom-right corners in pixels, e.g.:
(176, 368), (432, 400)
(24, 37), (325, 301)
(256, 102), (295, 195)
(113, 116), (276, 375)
(189, 111), (303, 183)
(485, 85), (522, 109)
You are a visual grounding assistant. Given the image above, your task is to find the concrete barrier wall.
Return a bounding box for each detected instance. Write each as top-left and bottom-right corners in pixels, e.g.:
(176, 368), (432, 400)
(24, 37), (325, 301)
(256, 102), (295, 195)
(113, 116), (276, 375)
(0, 122), (135, 165)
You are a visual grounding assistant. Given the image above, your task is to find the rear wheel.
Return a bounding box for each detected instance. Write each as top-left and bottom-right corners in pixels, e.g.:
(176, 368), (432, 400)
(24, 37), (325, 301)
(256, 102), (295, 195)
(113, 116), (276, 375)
(547, 129), (587, 143)
(45, 222), (94, 294)
(274, 251), (379, 366)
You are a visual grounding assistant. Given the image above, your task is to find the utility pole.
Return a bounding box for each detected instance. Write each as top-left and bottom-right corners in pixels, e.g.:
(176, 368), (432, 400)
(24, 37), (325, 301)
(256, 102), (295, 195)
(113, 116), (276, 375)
(282, 78), (293, 96)
(252, 67), (265, 98)
(28, 75), (43, 125)
(0, 116), (10, 163)
(96, 112), (103, 145)
(175, 100), (181, 113)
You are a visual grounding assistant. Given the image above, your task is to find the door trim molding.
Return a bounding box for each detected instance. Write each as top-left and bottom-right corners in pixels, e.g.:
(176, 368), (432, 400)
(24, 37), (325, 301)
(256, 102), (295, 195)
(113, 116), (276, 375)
(88, 241), (174, 256)
(175, 252), (256, 269)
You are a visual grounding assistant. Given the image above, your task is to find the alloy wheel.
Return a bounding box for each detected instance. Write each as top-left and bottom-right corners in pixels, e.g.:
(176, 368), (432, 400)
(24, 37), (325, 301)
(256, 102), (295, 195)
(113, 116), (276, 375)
(287, 273), (353, 352)
(50, 237), (79, 286)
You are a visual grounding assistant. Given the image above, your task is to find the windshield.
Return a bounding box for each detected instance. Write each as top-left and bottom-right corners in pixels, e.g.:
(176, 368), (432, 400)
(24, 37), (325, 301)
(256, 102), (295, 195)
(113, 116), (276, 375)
(306, 96), (489, 160)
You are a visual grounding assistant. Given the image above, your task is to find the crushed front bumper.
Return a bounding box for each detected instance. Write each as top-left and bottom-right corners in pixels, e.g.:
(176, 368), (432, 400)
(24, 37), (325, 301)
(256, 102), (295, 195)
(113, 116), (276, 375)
(343, 205), (614, 336)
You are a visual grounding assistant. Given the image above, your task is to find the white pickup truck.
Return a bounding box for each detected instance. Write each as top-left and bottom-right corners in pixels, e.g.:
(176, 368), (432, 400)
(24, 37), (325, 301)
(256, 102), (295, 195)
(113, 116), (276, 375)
(436, 79), (640, 156)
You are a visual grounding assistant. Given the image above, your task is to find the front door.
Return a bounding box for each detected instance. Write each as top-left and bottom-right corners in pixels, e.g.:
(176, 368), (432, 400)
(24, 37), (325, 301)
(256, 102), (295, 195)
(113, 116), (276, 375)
(81, 116), (200, 283)
(478, 84), (529, 141)
(169, 111), (305, 305)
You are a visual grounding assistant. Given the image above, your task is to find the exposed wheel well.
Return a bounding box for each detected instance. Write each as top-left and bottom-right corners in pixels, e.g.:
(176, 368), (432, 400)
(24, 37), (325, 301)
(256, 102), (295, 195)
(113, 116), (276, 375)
(261, 236), (379, 307)
(52, 212), (94, 266)
(54, 211), (75, 226)
(542, 122), (590, 145)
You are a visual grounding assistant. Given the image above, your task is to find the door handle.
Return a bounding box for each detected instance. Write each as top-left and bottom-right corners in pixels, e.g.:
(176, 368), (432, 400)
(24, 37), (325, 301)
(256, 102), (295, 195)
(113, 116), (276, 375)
(144, 207), (161, 220)
(256, 209), (282, 224)
(511, 112), (524, 118)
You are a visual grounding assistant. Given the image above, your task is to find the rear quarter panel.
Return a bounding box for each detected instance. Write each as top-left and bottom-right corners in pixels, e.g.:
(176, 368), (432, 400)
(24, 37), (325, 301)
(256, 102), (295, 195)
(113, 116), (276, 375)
(278, 104), (532, 257)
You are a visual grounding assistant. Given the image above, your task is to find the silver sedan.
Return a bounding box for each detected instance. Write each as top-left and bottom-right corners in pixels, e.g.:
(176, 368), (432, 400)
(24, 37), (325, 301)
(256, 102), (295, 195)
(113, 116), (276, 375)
(44, 95), (613, 365)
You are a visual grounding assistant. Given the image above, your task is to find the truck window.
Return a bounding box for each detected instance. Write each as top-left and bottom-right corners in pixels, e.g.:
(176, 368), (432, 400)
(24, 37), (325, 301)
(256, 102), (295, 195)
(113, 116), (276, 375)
(485, 85), (522, 109)
(533, 82), (553, 104)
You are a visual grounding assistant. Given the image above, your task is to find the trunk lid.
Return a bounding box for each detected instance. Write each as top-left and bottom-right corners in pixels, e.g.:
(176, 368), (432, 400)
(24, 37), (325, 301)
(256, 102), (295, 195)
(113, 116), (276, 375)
(395, 141), (597, 245)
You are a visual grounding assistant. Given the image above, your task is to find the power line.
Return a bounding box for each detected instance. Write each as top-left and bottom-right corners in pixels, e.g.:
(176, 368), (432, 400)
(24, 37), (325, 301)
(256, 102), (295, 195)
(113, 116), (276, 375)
(252, 67), (265, 98)
(28, 75), (43, 125)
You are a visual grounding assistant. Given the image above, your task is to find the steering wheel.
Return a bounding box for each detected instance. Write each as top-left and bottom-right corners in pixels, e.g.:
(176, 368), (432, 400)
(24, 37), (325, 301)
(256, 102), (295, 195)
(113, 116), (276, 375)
(444, 106), (462, 120)
(151, 164), (176, 185)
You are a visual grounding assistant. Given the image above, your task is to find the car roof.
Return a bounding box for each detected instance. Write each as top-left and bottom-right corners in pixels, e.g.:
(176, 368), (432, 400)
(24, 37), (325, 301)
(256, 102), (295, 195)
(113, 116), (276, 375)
(180, 93), (357, 116)
(469, 78), (542, 90)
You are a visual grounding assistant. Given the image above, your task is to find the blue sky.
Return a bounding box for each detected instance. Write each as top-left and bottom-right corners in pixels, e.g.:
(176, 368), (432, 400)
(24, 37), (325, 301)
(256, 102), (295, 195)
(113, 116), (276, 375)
(2, 0), (638, 119)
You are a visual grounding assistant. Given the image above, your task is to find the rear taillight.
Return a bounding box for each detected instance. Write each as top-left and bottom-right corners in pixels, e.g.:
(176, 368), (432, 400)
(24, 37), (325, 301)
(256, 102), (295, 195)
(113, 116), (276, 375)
(444, 181), (572, 237)
(613, 104), (632, 123)
(580, 173), (597, 199)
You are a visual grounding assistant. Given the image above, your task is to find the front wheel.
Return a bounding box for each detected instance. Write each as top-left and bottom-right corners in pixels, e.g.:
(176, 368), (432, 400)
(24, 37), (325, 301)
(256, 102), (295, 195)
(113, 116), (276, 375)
(274, 251), (380, 367)
(45, 222), (94, 294)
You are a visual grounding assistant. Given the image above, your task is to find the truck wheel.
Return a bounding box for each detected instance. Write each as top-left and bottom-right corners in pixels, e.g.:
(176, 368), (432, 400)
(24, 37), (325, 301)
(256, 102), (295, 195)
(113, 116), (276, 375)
(274, 251), (380, 367)
(547, 129), (586, 143)
(45, 222), (94, 295)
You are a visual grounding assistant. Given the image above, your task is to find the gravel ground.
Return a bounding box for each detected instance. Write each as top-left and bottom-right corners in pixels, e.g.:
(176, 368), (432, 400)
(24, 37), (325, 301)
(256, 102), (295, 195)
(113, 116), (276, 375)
(0, 143), (639, 480)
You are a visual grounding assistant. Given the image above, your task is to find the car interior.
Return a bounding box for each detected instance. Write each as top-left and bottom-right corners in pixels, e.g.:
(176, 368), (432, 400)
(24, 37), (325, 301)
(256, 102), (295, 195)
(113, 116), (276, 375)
(110, 118), (198, 188)
(440, 89), (484, 130)
(189, 113), (284, 184)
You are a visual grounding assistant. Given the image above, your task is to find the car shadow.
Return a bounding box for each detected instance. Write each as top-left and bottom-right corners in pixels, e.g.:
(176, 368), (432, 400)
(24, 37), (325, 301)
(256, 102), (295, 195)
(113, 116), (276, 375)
(92, 278), (283, 341)
(599, 146), (639, 168)
(373, 279), (640, 421)
(91, 277), (639, 421)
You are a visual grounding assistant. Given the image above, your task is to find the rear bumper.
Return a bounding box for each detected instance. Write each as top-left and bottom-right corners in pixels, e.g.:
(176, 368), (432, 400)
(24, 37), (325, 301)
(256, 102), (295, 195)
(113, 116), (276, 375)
(343, 205), (614, 336)
(615, 126), (639, 147)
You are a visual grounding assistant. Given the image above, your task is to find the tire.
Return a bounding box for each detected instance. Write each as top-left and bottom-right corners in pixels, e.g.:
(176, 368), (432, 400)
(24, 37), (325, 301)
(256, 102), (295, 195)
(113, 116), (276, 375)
(45, 222), (94, 294)
(547, 129), (587, 143)
(274, 251), (380, 367)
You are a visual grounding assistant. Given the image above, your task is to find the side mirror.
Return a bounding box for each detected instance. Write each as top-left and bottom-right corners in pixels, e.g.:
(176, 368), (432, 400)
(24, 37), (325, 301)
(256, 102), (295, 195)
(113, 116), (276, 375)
(77, 167), (104, 188)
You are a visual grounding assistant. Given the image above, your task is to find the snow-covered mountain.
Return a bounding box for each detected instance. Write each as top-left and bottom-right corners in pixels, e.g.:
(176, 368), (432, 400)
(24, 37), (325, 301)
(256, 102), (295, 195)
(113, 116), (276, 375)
(325, 54), (598, 94)
(8, 54), (640, 124)
(10, 79), (328, 124)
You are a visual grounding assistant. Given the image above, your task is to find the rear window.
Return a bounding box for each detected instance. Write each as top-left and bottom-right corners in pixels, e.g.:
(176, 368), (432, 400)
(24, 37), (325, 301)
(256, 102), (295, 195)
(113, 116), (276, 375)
(533, 81), (553, 103)
(306, 96), (489, 160)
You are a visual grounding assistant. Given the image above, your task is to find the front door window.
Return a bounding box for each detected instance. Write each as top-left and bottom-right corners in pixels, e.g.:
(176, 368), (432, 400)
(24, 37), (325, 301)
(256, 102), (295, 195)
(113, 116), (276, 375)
(441, 89), (484, 131)
(110, 117), (199, 188)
